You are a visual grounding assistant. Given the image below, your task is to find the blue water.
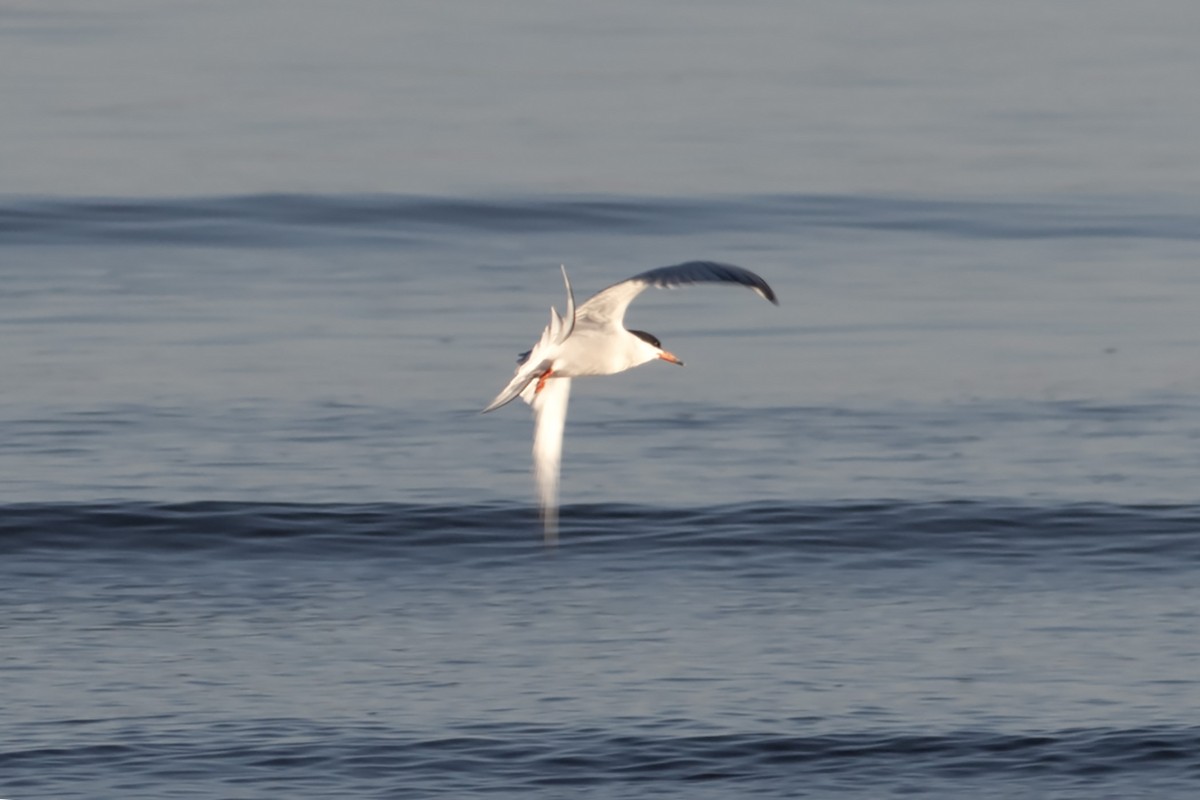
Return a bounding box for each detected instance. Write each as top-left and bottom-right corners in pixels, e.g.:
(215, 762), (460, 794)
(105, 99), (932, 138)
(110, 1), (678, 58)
(3, 194), (1200, 800)
(4, 501), (1200, 798)
(5, 2), (1200, 798)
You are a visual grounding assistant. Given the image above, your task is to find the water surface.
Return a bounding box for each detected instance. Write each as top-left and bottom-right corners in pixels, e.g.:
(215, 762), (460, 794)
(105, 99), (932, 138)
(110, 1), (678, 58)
(3, 3), (1200, 798)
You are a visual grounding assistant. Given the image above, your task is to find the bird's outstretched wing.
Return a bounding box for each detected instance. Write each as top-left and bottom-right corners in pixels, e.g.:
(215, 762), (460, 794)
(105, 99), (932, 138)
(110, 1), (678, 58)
(522, 375), (571, 544)
(481, 266), (576, 413)
(575, 261), (778, 328)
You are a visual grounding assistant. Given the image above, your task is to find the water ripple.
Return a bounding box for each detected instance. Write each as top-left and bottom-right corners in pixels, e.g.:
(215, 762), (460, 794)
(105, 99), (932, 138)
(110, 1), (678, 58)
(3, 193), (1199, 247)
(6, 721), (1198, 797)
(2, 501), (1197, 572)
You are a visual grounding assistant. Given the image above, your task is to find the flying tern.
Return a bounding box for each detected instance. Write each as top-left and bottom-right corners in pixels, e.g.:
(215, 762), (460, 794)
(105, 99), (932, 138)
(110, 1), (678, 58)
(483, 261), (779, 542)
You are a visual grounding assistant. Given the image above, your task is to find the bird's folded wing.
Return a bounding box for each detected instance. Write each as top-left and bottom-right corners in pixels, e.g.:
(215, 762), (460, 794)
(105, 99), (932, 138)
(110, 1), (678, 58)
(481, 305), (563, 413)
(482, 266), (577, 414)
(482, 358), (551, 413)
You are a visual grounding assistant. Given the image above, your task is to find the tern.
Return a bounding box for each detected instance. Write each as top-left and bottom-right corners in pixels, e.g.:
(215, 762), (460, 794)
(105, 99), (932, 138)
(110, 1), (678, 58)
(483, 261), (779, 542)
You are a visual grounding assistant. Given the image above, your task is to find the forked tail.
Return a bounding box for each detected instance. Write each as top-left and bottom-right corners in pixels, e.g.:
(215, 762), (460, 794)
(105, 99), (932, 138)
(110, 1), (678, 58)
(481, 265), (576, 414)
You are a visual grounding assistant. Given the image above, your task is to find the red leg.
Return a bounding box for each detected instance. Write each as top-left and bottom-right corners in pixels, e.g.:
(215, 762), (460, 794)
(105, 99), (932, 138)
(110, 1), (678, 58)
(535, 368), (554, 394)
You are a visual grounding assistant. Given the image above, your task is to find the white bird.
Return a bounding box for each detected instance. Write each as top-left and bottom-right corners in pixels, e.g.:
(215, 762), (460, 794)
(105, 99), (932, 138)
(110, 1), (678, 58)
(483, 261), (779, 542)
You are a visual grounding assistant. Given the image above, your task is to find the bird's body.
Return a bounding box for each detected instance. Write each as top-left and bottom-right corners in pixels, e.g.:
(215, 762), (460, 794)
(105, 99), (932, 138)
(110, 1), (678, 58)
(544, 325), (658, 376)
(483, 261), (778, 542)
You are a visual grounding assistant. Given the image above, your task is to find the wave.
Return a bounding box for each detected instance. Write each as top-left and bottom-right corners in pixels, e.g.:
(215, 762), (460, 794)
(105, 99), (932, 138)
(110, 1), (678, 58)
(2, 193), (1199, 247)
(3, 500), (1198, 568)
(7, 721), (1198, 794)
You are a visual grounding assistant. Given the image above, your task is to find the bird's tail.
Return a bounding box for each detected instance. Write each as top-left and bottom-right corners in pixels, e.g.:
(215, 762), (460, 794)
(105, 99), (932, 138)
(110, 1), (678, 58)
(481, 266), (575, 414)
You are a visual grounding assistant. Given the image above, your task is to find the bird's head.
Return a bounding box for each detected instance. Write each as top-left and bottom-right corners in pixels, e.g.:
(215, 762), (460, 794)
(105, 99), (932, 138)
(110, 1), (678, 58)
(629, 329), (684, 367)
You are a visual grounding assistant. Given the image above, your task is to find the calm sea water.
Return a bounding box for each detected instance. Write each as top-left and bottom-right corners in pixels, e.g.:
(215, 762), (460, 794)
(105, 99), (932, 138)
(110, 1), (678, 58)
(4, 3), (1200, 799)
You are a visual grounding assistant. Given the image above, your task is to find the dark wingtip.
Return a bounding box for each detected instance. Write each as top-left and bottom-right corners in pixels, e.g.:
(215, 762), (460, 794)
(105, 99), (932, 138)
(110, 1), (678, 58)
(737, 264), (778, 305)
(657, 260), (779, 306)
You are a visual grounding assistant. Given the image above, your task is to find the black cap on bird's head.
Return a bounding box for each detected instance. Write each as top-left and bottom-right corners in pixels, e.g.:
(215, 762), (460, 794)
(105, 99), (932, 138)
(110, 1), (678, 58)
(629, 329), (661, 348)
(629, 329), (683, 366)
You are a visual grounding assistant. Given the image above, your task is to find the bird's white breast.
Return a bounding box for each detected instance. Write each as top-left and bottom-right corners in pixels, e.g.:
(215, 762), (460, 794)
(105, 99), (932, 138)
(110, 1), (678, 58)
(553, 328), (642, 377)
